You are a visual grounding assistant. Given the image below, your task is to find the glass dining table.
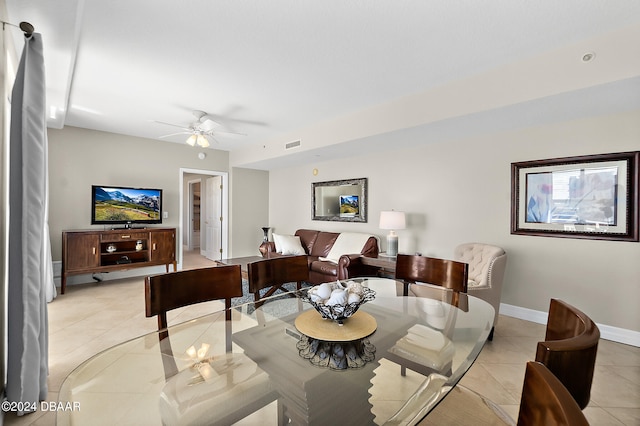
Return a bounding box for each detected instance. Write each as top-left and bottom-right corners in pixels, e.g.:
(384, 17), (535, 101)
(57, 278), (494, 426)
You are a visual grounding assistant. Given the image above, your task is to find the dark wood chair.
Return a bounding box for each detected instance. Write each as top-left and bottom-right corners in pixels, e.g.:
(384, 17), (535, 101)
(395, 254), (468, 305)
(517, 361), (589, 426)
(247, 255), (309, 306)
(535, 298), (600, 410)
(145, 265), (242, 331)
(391, 255), (469, 376)
(145, 265), (277, 425)
(417, 361), (589, 425)
(145, 265), (244, 377)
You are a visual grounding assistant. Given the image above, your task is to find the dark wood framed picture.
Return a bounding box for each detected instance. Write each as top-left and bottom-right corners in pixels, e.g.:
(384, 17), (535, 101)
(511, 151), (639, 242)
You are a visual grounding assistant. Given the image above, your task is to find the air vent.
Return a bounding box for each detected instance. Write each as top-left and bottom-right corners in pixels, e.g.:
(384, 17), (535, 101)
(285, 140), (301, 150)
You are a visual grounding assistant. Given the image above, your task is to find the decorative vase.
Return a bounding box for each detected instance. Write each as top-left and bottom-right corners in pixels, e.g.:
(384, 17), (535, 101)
(261, 227), (270, 243)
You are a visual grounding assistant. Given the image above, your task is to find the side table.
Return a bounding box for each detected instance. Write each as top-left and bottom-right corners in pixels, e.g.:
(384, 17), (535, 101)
(360, 254), (396, 278)
(215, 256), (263, 280)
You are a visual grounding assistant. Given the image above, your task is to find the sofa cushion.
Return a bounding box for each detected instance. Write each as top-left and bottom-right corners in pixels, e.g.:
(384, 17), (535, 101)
(309, 232), (340, 257)
(295, 229), (319, 255)
(272, 233), (305, 255)
(321, 232), (375, 263)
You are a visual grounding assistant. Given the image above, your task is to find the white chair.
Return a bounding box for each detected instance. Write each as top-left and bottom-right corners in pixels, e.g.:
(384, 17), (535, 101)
(453, 243), (507, 340)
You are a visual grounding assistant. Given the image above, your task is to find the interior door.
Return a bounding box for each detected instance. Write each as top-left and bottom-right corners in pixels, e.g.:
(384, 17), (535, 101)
(204, 176), (222, 261)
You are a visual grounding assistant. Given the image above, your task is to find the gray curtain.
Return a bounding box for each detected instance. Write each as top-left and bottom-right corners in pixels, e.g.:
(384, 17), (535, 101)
(6, 31), (52, 415)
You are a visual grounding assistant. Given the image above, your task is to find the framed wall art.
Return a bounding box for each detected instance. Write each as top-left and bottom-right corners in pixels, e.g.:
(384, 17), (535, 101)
(511, 151), (639, 241)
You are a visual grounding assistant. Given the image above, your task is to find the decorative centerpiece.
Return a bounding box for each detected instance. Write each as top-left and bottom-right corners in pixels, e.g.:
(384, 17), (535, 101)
(297, 336), (376, 370)
(301, 280), (375, 324)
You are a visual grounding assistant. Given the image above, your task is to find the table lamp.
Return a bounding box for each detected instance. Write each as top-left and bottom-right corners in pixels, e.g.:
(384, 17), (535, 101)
(379, 211), (406, 257)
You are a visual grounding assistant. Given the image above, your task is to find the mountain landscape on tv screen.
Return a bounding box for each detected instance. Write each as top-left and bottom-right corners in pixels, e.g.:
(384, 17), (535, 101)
(94, 187), (160, 221)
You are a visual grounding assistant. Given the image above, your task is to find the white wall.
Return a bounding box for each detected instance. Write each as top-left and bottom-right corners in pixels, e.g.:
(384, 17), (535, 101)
(268, 110), (640, 335)
(230, 167), (269, 257)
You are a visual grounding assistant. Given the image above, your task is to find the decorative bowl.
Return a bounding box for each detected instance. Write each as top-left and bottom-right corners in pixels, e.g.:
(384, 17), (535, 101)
(300, 281), (376, 324)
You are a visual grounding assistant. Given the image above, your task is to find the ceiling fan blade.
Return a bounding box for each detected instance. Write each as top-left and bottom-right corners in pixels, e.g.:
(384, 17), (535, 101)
(153, 120), (192, 131)
(159, 132), (191, 138)
(208, 130), (247, 136)
(198, 118), (220, 132)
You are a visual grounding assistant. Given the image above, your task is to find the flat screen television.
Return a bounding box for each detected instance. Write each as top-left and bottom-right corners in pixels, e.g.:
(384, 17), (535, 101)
(91, 185), (162, 227)
(339, 195), (359, 217)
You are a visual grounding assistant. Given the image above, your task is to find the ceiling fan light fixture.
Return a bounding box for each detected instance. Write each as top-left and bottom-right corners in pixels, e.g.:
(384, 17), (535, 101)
(196, 135), (209, 148)
(186, 134), (197, 146)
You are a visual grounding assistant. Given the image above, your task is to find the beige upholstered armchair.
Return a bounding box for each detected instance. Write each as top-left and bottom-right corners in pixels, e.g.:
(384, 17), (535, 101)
(453, 243), (507, 340)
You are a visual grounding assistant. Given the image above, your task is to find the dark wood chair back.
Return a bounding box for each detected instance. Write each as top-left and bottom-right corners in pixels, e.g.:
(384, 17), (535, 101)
(395, 255), (468, 305)
(535, 298), (600, 410)
(247, 255), (309, 304)
(517, 361), (589, 426)
(145, 265), (243, 330)
(391, 255), (468, 377)
(145, 265), (243, 378)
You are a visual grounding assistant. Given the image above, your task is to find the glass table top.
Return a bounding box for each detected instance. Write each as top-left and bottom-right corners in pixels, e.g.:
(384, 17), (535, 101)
(57, 278), (494, 425)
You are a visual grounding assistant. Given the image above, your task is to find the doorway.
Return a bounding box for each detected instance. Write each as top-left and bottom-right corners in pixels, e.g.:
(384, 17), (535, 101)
(187, 179), (201, 251)
(179, 168), (229, 269)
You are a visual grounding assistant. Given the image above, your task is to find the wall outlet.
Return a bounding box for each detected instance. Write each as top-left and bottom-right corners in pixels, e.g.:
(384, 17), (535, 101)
(163, 211), (169, 219)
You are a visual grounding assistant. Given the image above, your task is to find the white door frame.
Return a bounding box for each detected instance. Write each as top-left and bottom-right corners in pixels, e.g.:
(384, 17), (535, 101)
(179, 168), (229, 270)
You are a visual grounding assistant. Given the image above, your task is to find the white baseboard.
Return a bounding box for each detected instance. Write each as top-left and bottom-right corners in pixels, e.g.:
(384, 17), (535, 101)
(500, 303), (640, 347)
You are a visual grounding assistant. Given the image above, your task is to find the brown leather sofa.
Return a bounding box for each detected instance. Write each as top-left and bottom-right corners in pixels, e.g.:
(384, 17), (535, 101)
(260, 229), (380, 284)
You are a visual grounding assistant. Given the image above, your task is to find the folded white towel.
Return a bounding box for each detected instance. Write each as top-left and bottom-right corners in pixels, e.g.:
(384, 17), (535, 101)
(403, 324), (448, 351)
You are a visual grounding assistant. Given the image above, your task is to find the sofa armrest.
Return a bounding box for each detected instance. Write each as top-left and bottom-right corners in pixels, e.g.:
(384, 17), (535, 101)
(361, 236), (379, 257)
(337, 254), (380, 280)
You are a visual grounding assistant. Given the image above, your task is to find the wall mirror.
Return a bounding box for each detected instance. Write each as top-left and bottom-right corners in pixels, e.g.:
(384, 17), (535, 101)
(312, 178), (367, 222)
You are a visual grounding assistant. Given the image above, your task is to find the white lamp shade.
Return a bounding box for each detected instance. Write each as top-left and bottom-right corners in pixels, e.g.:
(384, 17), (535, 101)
(196, 135), (209, 147)
(379, 211), (406, 230)
(186, 134), (197, 146)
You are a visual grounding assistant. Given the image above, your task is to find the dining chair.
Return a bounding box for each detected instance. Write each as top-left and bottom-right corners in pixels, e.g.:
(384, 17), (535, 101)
(535, 298), (600, 409)
(247, 254), (309, 306)
(144, 265), (277, 425)
(417, 361), (589, 425)
(391, 255), (469, 376)
(453, 242), (507, 340)
(517, 361), (589, 426)
(395, 254), (468, 304)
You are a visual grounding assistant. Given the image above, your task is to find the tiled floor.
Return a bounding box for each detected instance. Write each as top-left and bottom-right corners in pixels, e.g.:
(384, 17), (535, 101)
(4, 250), (640, 425)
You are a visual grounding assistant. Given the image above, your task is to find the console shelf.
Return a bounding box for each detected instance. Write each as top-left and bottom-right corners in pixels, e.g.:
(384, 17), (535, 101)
(61, 227), (177, 294)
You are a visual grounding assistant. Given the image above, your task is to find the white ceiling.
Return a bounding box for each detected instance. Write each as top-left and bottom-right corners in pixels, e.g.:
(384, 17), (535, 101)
(4, 1), (640, 169)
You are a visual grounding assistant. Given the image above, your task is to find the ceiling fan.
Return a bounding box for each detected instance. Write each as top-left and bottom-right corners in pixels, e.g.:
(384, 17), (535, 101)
(154, 110), (245, 148)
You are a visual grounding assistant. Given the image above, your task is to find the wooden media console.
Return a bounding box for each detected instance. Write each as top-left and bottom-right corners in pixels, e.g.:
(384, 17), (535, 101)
(61, 227), (177, 294)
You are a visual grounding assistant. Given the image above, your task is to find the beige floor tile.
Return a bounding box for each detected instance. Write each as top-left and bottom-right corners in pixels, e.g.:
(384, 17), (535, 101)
(590, 365), (640, 408)
(597, 339), (640, 366)
(583, 406), (626, 425)
(459, 364), (519, 406)
(603, 408), (640, 425)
